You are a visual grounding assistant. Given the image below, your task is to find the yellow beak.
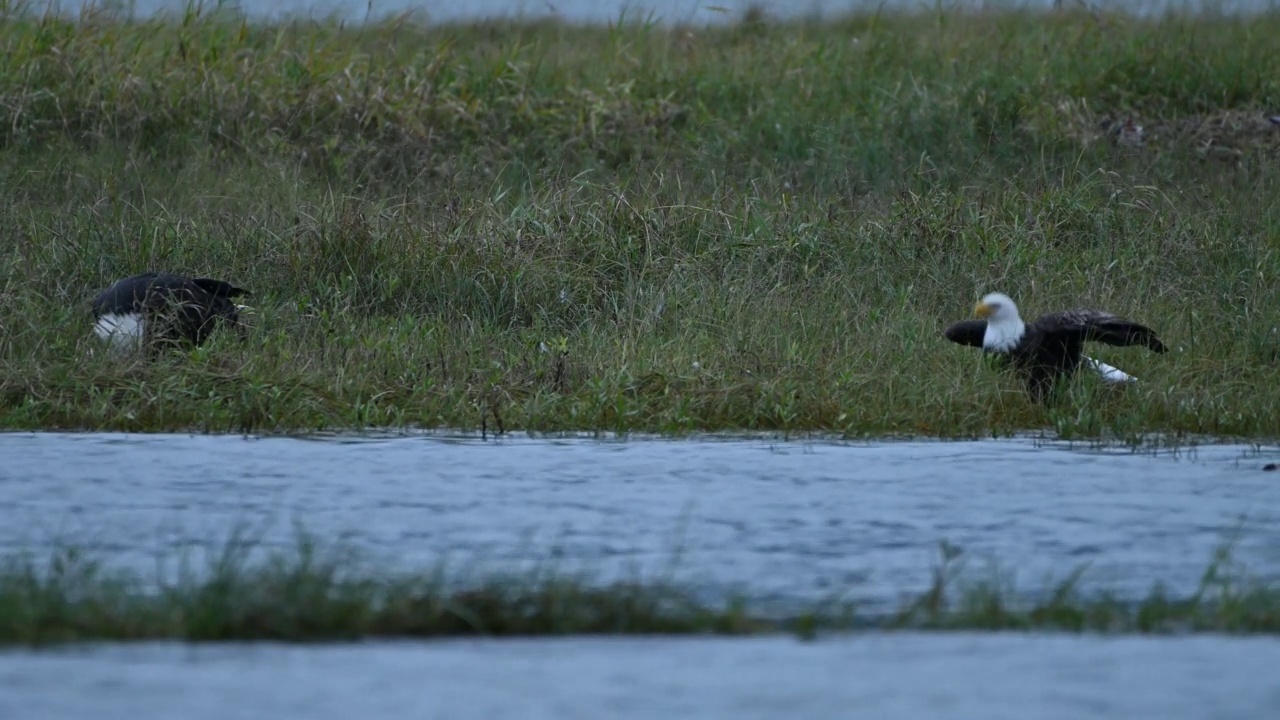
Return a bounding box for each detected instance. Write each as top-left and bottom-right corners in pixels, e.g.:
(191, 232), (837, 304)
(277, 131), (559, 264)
(974, 302), (993, 319)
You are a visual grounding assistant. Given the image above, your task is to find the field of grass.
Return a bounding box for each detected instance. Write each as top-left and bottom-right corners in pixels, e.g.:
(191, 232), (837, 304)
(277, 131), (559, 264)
(2, 3), (1279, 438)
(2, 534), (1276, 645)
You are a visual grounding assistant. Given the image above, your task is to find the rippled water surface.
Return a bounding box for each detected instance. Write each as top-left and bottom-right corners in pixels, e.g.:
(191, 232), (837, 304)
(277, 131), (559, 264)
(3, 431), (1279, 719)
(3, 432), (1278, 611)
(3, 634), (1280, 720)
(38, 0), (1274, 24)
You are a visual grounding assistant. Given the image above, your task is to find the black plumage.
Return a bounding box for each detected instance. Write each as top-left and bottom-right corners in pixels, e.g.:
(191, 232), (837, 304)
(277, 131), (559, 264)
(944, 292), (1167, 402)
(92, 272), (251, 356)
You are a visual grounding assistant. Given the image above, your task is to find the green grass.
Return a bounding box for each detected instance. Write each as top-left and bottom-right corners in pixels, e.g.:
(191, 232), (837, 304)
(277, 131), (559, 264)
(3, 3), (1280, 438)
(2, 534), (1276, 645)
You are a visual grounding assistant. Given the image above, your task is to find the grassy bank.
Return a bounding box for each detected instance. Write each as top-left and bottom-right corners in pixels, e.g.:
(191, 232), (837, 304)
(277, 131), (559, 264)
(2, 4), (1280, 437)
(2, 536), (1276, 645)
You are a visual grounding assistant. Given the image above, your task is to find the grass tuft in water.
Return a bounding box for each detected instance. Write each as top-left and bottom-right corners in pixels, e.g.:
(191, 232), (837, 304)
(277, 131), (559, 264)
(2, 5), (1280, 439)
(1, 535), (1277, 645)
(890, 539), (1280, 633)
(0, 531), (767, 645)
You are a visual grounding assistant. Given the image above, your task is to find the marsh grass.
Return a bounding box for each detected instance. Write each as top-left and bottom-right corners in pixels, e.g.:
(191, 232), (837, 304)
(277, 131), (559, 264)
(2, 3), (1280, 437)
(1, 533), (1276, 645)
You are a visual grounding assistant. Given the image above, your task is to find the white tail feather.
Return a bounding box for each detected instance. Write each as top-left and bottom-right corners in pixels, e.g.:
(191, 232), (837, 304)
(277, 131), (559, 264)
(1083, 356), (1137, 384)
(93, 312), (145, 355)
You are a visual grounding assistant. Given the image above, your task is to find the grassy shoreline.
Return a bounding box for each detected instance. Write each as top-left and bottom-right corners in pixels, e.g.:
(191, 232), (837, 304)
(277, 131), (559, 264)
(2, 536), (1277, 645)
(2, 6), (1279, 438)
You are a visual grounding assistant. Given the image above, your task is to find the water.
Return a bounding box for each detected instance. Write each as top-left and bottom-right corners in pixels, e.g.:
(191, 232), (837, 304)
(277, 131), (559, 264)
(32, 0), (1280, 25)
(3, 431), (1278, 718)
(2, 432), (1278, 611)
(3, 633), (1280, 719)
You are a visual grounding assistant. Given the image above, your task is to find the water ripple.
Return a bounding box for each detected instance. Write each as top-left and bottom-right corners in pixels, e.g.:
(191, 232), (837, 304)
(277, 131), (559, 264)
(0, 432), (1277, 611)
(2, 634), (1278, 720)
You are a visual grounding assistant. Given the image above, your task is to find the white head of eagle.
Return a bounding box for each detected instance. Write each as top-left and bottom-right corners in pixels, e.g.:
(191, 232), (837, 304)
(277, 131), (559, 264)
(974, 292), (1026, 352)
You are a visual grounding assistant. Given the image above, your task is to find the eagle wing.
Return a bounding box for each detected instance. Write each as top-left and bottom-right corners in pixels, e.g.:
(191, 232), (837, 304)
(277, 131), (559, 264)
(192, 278), (252, 299)
(1033, 309), (1167, 353)
(91, 272), (162, 317)
(942, 319), (988, 348)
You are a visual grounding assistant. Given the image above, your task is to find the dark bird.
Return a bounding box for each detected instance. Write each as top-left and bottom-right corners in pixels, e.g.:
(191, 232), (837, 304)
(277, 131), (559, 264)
(92, 272), (252, 357)
(943, 291), (1167, 402)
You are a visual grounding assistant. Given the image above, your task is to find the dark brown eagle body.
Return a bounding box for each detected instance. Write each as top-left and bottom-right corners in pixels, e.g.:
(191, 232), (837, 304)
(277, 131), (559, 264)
(944, 298), (1167, 402)
(92, 272), (252, 357)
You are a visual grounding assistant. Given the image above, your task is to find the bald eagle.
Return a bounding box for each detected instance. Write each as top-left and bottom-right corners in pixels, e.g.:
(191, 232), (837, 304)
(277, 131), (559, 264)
(92, 272), (252, 357)
(943, 291), (1167, 402)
